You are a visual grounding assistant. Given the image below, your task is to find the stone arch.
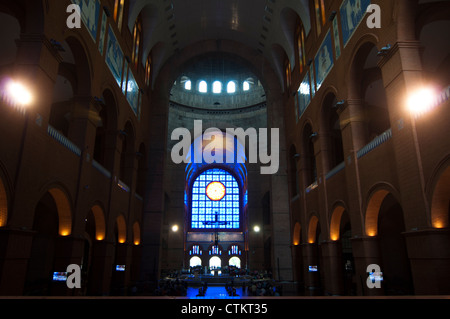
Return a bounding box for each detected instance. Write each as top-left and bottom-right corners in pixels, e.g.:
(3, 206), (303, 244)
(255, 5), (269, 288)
(307, 215), (320, 244)
(0, 174), (8, 228)
(89, 204), (106, 241)
(279, 6), (302, 69)
(302, 121), (317, 187)
(329, 204), (347, 241)
(429, 160), (450, 229)
(347, 36), (390, 149)
(50, 35), (93, 138)
(153, 39), (282, 102)
(293, 222), (301, 245)
(116, 214), (127, 244)
(133, 221), (141, 245)
(364, 184), (401, 237)
(93, 88), (119, 170)
(319, 88), (344, 172)
(416, 2), (450, 89)
(44, 187), (73, 237)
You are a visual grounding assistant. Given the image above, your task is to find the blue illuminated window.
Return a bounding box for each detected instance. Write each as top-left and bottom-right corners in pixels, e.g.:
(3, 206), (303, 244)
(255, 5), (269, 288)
(191, 168), (240, 230)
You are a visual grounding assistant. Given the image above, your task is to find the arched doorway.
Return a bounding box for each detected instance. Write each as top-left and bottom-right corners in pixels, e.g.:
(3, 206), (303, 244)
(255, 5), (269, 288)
(430, 165), (450, 229)
(24, 192), (59, 295)
(190, 256), (202, 267)
(229, 256), (241, 268)
(365, 189), (414, 295)
(209, 256), (221, 269)
(0, 176), (8, 227)
(329, 204), (355, 295)
(24, 187), (73, 295)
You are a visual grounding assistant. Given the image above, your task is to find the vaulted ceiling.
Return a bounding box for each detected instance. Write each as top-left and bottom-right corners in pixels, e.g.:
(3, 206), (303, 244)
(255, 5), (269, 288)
(127, 0), (311, 86)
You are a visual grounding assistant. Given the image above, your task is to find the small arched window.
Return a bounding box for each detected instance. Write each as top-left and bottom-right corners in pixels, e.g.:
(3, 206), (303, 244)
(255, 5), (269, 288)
(298, 26), (306, 74)
(198, 80), (207, 93)
(314, 0), (326, 35)
(145, 54), (151, 86)
(114, 0), (125, 32)
(132, 15), (142, 68)
(212, 81), (222, 93)
(243, 81), (250, 91)
(227, 81), (236, 93)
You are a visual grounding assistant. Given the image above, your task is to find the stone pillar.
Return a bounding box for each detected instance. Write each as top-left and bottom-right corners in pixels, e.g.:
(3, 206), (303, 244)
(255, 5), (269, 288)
(140, 92), (168, 283)
(301, 243), (321, 295)
(351, 236), (384, 296)
(291, 244), (304, 294)
(50, 235), (85, 296)
(266, 91), (293, 282)
(88, 240), (115, 296)
(321, 240), (344, 295)
(111, 243), (132, 295)
(403, 228), (450, 295)
(0, 228), (34, 295)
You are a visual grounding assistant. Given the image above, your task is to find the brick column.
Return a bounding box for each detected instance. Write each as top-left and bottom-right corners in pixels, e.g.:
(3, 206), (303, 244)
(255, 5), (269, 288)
(140, 91), (168, 283)
(88, 240), (115, 296)
(301, 243), (321, 295)
(403, 229), (450, 294)
(351, 236), (384, 296)
(321, 240), (344, 295)
(0, 228), (34, 295)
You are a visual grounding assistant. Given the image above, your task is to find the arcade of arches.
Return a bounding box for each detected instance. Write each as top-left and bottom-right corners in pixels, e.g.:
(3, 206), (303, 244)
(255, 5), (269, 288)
(0, 0), (449, 297)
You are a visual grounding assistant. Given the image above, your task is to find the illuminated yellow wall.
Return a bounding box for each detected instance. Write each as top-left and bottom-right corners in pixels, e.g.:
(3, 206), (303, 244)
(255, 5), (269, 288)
(365, 189), (389, 237)
(91, 205), (106, 241)
(116, 215), (127, 244)
(307, 216), (319, 244)
(330, 206), (345, 241)
(48, 188), (72, 236)
(0, 179), (7, 227)
(431, 166), (450, 229)
(133, 222), (141, 245)
(292, 222), (301, 246)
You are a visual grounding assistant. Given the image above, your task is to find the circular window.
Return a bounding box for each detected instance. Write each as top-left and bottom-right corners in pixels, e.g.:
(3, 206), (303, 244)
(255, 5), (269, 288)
(205, 181), (226, 201)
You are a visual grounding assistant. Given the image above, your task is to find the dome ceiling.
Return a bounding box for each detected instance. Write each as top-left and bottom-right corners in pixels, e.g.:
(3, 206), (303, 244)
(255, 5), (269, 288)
(127, 0), (311, 87)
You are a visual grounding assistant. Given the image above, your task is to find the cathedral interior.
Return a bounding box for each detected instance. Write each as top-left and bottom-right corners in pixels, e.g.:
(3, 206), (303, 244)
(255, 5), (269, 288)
(0, 0), (449, 300)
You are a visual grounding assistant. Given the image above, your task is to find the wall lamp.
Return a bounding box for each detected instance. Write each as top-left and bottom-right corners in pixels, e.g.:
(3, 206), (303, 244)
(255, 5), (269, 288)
(377, 44), (391, 57)
(334, 100), (345, 108)
(328, 11), (337, 21)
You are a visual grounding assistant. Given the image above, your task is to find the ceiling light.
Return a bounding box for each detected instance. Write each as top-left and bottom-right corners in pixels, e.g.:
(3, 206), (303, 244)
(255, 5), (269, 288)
(5, 80), (33, 106)
(407, 87), (436, 116)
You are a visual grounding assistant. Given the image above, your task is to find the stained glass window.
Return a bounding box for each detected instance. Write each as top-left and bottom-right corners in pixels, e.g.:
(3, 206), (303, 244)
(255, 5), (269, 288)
(191, 168), (240, 230)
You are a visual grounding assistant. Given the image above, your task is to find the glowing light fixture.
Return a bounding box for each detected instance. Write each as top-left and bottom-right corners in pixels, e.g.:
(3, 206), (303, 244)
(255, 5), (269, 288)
(407, 87), (436, 116)
(6, 80), (33, 106)
(206, 181), (226, 201)
(172, 224), (179, 232)
(253, 225), (260, 232)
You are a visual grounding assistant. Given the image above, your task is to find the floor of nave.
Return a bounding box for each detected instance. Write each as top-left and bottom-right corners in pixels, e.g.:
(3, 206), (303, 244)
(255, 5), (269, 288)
(186, 285), (246, 299)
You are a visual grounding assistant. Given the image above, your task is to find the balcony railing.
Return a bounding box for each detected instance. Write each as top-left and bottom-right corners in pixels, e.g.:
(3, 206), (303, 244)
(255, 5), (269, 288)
(305, 180), (318, 193)
(357, 128), (392, 159)
(117, 179), (130, 192)
(92, 159), (111, 179)
(325, 161), (345, 180)
(47, 125), (81, 156)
